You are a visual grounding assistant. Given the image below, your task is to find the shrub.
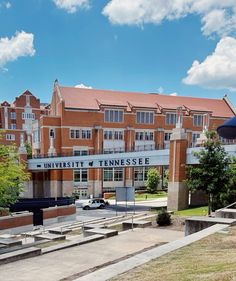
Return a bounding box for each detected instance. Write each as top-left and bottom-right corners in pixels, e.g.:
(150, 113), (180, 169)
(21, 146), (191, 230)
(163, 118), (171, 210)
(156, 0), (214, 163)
(156, 209), (171, 226)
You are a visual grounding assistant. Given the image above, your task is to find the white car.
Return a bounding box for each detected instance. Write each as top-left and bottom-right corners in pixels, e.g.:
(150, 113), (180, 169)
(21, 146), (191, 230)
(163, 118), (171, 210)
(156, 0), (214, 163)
(82, 198), (106, 210)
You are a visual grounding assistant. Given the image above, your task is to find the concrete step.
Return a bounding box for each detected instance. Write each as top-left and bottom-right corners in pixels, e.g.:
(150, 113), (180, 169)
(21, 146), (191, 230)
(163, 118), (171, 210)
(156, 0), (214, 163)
(215, 208), (236, 219)
(185, 216), (236, 235)
(0, 238), (22, 247)
(123, 220), (152, 230)
(84, 228), (118, 238)
(35, 233), (66, 241)
(42, 234), (104, 254)
(0, 247), (41, 265)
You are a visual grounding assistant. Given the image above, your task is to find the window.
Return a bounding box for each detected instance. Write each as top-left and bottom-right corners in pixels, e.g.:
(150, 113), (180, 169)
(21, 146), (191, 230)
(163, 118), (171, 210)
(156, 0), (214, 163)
(164, 132), (172, 141)
(192, 133), (200, 145)
(104, 109), (123, 123)
(6, 134), (15, 141)
(10, 112), (16, 120)
(33, 130), (40, 143)
(135, 131), (153, 141)
(114, 131), (123, 140)
(10, 123), (16, 130)
(166, 113), (177, 125)
(70, 129), (91, 139)
(114, 168), (123, 181)
(104, 130), (123, 140)
(49, 129), (55, 138)
(26, 95), (30, 105)
(193, 114), (203, 127)
(104, 130), (113, 140)
(134, 167), (148, 181)
(74, 150), (88, 156)
(136, 111), (154, 124)
(135, 132), (144, 140)
(81, 129), (91, 139)
(103, 168), (113, 181)
(74, 169), (88, 182)
(145, 132), (153, 141)
(70, 129), (80, 139)
(22, 113), (35, 120)
(103, 168), (123, 181)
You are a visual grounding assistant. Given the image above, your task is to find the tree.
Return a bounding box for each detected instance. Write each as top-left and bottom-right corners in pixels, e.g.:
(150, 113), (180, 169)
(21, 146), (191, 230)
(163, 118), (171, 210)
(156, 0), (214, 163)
(145, 168), (160, 193)
(163, 169), (169, 189)
(24, 141), (32, 158)
(186, 131), (232, 215)
(0, 135), (29, 215)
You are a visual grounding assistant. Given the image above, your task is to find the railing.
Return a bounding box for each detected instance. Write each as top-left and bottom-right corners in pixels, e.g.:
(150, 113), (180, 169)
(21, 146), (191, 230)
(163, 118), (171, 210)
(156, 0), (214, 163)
(215, 201), (236, 214)
(29, 144), (162, 159)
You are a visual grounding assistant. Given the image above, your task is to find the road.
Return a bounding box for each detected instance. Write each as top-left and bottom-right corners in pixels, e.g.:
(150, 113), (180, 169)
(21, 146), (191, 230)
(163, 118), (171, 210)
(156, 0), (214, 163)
(75, 197), (167, 221)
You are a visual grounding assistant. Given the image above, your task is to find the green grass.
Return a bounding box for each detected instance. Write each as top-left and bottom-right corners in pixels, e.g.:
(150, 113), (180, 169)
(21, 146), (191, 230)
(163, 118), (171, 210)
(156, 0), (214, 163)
(109, 191), (167, 201)
(174, 206), (208, 216)
(112, 226), (236, 281)
(135, 192), (167, 201)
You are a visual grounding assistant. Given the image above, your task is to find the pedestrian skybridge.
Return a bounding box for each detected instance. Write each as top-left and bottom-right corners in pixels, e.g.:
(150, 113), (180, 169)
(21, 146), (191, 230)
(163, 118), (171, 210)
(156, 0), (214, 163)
(27, 145), (236, 171)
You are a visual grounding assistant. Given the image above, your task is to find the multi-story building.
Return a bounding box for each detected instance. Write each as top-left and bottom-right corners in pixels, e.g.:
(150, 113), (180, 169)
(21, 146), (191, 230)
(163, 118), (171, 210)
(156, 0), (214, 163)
(0, 90), (49, 148)
(31, 80), (235, 199)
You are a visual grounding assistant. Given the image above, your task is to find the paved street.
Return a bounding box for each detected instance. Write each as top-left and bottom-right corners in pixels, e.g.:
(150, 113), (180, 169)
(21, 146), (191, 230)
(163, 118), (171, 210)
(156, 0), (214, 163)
(76, 198), (167, 221)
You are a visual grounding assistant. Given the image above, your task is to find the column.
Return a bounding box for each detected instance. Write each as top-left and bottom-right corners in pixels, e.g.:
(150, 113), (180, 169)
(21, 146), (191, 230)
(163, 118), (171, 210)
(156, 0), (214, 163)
(167, 107), (189, 211)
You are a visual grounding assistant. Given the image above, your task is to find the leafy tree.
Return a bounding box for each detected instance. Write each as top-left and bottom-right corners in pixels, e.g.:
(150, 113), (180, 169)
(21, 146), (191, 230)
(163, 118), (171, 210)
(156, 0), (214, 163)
(0, 135), (29, 215)
(212, 160), (236, 210)
(163, 169), (169, 189)
(145, 168), (161, 193)
(186, 131), (232, 215)
(25, 141), (32, 158)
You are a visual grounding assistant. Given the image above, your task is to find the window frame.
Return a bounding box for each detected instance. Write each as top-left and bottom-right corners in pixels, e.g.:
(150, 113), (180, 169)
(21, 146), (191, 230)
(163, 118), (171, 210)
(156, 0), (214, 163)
(136, 111), (154, 124)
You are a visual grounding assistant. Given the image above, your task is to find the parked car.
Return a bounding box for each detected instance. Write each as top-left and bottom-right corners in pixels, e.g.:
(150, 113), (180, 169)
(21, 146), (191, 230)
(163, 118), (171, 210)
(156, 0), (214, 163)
(82, 198), (108, 210)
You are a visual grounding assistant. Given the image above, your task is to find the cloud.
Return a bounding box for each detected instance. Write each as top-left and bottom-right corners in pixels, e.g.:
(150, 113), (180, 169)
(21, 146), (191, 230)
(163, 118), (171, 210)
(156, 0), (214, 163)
(183, 36), (236, 91)
(75, 83), (92, 89)
(157, 86), (164, 94)
(170, 92), (178, 96)
(53, 0), (90, 13)
(0, 31), (35, 69)
(5, 2), (11, 9)
(102, 0), (236, 37)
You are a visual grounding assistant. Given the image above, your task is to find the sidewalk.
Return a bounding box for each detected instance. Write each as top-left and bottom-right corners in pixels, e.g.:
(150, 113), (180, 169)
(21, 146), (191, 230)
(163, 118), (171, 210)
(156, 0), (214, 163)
(0, 228), (183, 281)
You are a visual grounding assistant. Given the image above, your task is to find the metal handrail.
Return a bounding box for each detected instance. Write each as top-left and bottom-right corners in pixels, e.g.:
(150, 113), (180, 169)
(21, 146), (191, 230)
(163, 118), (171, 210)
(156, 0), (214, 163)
(215, 201), (236, 213)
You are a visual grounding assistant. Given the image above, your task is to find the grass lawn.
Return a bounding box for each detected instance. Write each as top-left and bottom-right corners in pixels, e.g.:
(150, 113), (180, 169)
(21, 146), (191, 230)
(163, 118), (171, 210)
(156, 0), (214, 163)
(112, 226), (236, 281)
(134, 192), (167, 201)
(109, 191), (167, 201)
(174, 206), (208, 216)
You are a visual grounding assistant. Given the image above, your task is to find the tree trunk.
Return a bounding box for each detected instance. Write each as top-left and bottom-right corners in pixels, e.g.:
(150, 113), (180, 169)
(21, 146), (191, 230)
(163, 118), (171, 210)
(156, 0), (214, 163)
(208, 193), (212, 216)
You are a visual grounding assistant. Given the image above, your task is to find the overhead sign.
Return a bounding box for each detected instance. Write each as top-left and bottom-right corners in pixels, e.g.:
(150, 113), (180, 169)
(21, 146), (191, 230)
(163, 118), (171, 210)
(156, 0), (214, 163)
(36, 157), (149, 170)
(28, 150), (170, 171)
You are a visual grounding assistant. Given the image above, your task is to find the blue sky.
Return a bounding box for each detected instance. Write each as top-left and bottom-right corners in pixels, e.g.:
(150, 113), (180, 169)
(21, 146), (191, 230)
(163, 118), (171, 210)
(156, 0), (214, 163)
(0, 0), (236, 106)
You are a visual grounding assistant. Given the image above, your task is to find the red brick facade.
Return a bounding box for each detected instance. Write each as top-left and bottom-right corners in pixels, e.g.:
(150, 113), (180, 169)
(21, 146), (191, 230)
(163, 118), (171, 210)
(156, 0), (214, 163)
(30, 80), (235, 199)
(0, 90), (49, 148)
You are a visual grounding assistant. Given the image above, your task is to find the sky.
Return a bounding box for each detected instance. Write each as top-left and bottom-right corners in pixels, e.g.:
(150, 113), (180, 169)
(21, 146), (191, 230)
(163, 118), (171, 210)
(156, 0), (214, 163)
(1, 0), (236, 106)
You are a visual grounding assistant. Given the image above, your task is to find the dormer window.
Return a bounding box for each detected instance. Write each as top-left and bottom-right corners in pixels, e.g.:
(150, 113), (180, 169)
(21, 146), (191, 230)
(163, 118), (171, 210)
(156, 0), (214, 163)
(193, 114), (203, 127)
(136, 111), (154, 124)
(104, 109), (123, 123)
(166, 112), (177, 125)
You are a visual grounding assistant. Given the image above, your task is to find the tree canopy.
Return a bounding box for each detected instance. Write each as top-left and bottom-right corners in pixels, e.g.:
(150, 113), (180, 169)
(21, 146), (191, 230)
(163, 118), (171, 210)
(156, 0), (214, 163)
(0, 135), (29, 212)
(145, 168), (161, 193)
(186, 131), (234, 214)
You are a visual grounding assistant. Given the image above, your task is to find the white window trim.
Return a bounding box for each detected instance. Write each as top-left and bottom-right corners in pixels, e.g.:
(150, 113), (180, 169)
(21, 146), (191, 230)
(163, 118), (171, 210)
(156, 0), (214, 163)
(136, 111), (154, 124)
(74, 168), (88, 183)
(104, 109), (124, 123)
(6, 134), (15, 141)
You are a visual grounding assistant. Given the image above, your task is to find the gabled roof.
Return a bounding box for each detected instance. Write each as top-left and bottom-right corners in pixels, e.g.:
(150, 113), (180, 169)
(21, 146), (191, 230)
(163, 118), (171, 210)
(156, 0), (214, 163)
(58, 86), (235, 118)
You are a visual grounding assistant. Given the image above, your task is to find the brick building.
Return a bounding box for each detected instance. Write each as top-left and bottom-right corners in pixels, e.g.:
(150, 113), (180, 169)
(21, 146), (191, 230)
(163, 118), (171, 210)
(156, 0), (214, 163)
(0, 90), (49, 148)
(31, 80), (235, 199)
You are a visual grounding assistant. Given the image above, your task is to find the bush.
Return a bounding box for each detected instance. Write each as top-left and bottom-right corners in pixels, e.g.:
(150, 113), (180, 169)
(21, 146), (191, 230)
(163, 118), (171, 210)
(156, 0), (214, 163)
(156, 209), (171, 226)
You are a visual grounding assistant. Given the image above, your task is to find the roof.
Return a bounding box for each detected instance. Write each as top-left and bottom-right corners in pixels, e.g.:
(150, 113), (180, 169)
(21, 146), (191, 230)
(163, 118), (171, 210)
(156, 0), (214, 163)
(59, 86), (235, 118)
